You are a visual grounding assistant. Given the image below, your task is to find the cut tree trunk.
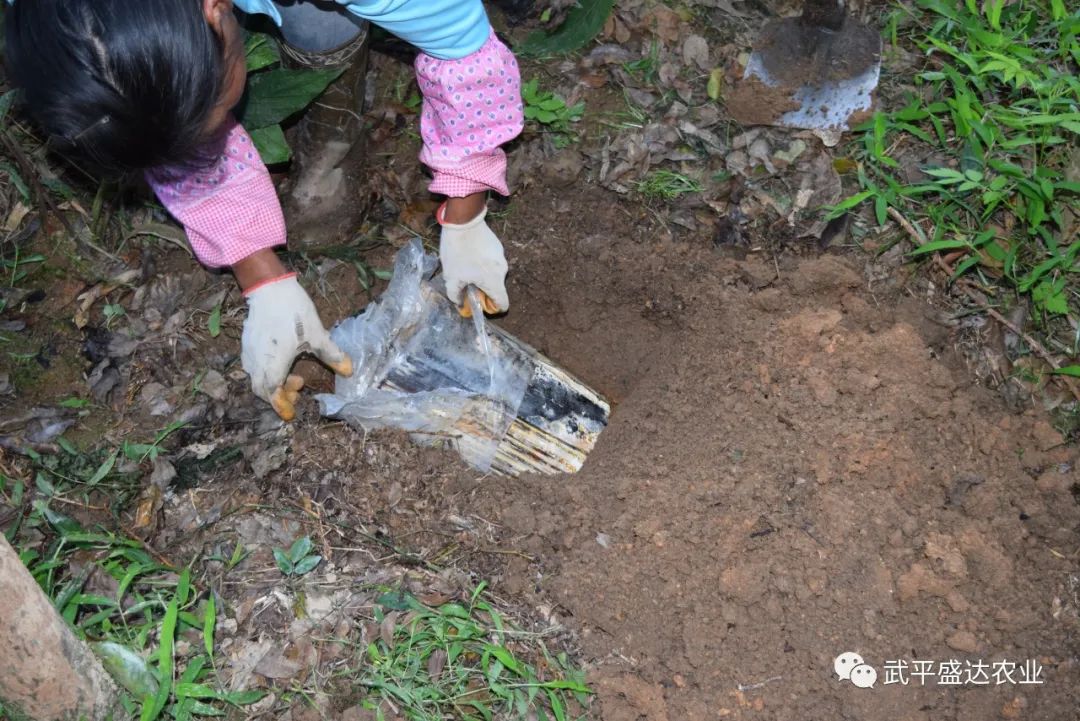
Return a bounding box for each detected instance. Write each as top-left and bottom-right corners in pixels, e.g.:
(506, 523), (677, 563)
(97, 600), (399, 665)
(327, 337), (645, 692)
(0, 534), (122, 721)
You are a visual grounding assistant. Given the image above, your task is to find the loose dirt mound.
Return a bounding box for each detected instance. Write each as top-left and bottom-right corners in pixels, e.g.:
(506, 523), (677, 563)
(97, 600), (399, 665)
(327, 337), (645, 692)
(467, 187), (1080, 719)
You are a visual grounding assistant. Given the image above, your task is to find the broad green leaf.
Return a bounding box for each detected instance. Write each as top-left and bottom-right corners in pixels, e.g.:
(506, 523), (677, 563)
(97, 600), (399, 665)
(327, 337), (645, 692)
(93, 641), (160, 697)
(188, 701), (226, 716)
(178, 610), (203, 630)
(952, 255), (981, 278)
(207, 305), (222, 338)
(288, 536), (313, 563)
(375, 591), (423, 612)
(923, 167), (966, 182)
(290, 554), (322, 576)
(272, 548), (293, 575)
(517, 0), (614, 57)
(143, 599), (178, 721)
(86, 449), (118, 487)
(1032, 280), (1069, 315)
(825, 190), (874, 219)
(707, 68), (723, 100)
(548, 688), (567, 721)
(484, 644), (523, 675)
(175, 683), (223, 700)
(245, 34), (280, 72)
(874, 195), (888, 226)
(183, 658), (206, 685)
(1054, 365), (1080, 377)
(177, 568), (191, 606)
(39, 503), (83, 537)
(249, 125), (291, 166)
(35, 472), (56, 497)
(538, 97), (565, 112)
(203, 595), (216, 657)
(224, 689), (267, 706)
(238, 68), (343, 129)
(908, 239), (970, 255)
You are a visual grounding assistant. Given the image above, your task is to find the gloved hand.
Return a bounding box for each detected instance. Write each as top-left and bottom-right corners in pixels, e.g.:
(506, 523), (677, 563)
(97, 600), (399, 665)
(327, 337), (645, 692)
(438, 205), (509, 314)
(241, 273), (353, 421)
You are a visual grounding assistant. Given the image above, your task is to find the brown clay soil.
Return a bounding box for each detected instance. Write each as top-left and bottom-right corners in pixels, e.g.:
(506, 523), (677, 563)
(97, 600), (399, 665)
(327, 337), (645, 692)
(460, 187), (1080, 720)
(274, 180), (1080, 718)
(724, 76), (801, 128)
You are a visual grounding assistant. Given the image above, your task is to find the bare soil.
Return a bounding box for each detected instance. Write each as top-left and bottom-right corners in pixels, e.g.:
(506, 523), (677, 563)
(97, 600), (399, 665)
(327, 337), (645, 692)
(467, 186), (1080, 719)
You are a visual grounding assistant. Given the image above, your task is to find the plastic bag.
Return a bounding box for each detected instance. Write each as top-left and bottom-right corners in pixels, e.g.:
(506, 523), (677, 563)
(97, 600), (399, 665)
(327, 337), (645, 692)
(317, 239), (531, 472)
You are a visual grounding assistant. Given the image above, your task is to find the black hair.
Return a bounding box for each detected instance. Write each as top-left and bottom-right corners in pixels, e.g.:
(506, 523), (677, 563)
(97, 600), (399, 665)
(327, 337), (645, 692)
(5, 0), (231, 174)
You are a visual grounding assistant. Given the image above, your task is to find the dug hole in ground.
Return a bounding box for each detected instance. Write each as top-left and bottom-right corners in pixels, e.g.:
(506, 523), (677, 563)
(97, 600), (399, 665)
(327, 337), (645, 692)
(448, 189), (1080, 720)
(107, 68), (1080, 721)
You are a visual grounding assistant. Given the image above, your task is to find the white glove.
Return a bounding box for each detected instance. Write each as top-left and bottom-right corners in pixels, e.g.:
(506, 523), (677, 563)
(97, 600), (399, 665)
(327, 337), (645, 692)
(439, 206), (509, 313)
(241, 274), (352, 420)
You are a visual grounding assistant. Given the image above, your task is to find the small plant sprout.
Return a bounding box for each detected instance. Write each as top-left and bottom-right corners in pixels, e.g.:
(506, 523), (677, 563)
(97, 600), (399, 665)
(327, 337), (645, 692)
(522, 78), (585, 146)
(273, 536), (322, 577)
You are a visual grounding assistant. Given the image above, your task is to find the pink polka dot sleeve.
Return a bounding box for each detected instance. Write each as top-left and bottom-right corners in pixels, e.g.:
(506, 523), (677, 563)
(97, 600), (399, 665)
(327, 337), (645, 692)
(144, 117), (286, 268)
(415, 32), (524, 197)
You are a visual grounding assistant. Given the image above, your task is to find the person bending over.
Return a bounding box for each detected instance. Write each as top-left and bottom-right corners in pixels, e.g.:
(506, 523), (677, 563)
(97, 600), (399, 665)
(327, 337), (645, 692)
(5, 0), (524, 419)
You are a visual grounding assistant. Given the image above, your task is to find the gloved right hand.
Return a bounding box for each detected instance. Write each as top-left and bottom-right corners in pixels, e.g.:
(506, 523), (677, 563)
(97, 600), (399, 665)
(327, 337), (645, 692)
(438, 205), (509, 314)
(241, 273), (353, 421)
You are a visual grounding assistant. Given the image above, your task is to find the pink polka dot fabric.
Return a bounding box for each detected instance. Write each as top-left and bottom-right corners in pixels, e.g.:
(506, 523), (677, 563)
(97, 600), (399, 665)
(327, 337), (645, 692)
(145, 32), (522, 271)
(416, 31), (524, 197)
(145, 118), (285, 268)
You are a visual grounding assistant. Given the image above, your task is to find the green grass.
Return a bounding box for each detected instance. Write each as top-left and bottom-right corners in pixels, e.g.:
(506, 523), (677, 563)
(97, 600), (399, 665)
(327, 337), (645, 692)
(839, 0), (1079, 341)
(623, 41), (661, 84)
(344, 586), (591, 721)
(1, 442), (264, 721)
(3, 435), (594, 721)
(637, 169), (704, 201)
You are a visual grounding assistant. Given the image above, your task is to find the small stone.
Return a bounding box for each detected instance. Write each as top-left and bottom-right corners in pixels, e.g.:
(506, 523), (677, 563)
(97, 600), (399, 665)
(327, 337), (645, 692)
(139, 382), (173, 417)
(946, 629), (979, 653)
(682, 35), (710, 71)
(805, 372), (837, 407)
(1000, 696), (1026, 719)
(945, 591), (970, 613)
(199, 369), (229, 401)
(1030, 420), (1064, 451)
(1036, 467), (1071, 494)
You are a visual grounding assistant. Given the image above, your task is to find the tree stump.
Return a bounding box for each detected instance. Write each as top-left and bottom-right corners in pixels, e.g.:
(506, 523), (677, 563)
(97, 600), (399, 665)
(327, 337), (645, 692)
(0, 534), (122, 720)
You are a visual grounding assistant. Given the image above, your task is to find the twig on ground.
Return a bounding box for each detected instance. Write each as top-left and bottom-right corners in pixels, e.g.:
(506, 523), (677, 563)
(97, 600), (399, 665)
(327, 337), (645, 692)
(0, 436), (60, 456)
(737, 675), (782, 691)
(887, 206), (1080, 403)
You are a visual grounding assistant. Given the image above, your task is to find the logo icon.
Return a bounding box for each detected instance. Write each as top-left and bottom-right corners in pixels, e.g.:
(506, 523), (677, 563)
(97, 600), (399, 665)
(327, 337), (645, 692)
(834, 652), (864, 681)
(850, 663), (877, 688)
(835, 652), (876, 689)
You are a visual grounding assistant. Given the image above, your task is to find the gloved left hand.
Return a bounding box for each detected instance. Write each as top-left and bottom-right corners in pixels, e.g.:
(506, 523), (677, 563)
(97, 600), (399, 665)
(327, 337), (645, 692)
(438, 206), (510, 314)
(241, 273), (353, 421)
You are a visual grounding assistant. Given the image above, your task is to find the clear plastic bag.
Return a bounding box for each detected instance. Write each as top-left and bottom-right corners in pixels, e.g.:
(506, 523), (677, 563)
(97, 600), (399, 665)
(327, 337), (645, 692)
(317, 239), (532, 472)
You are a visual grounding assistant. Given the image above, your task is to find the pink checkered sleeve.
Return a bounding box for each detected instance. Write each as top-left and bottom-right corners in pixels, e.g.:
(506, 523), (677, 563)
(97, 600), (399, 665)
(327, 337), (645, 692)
(415, 31), (524, 197)
(145, 118), (285, 268)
